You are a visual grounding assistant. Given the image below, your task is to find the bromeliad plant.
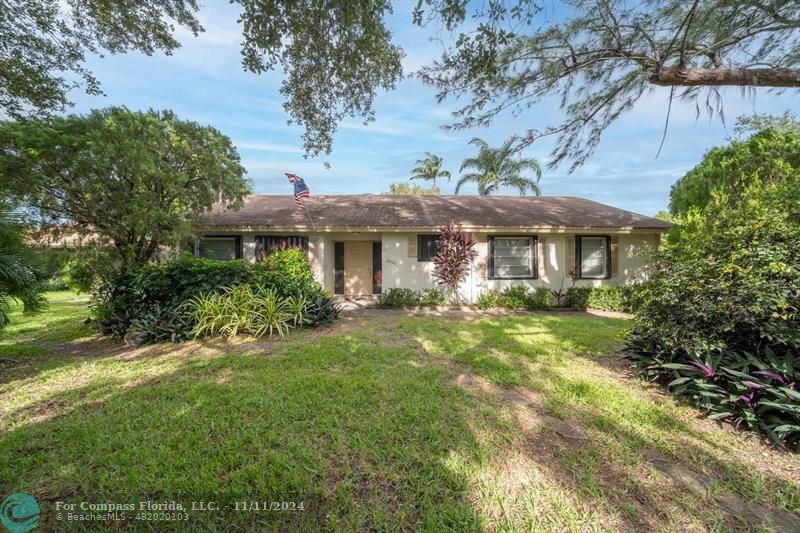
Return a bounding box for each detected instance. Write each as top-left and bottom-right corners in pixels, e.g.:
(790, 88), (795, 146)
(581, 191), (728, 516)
(433, 221), (477, 303)
(186, 285), (300, 339)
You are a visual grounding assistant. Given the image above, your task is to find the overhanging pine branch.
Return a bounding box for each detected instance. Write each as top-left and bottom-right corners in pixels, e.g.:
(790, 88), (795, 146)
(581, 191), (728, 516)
(650, 67), (800, 87)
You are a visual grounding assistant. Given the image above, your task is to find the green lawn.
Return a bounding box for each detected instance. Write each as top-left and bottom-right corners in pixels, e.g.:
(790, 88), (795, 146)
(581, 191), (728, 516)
(1, 293), (798, 531)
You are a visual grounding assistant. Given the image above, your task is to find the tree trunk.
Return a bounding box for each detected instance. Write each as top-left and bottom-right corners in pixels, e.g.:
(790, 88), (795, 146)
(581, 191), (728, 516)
(650, 67), (800, 87)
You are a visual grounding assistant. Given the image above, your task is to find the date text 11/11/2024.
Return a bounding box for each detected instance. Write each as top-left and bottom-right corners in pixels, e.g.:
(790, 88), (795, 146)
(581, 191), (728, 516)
(202, 501), (306, 512)
(54, 501), (305, 512)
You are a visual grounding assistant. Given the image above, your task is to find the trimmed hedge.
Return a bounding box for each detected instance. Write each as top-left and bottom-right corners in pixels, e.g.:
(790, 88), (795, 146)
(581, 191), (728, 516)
(376, 287), (445, 308)
(564, 286), (632, 312)
(477, 286), (553, 310)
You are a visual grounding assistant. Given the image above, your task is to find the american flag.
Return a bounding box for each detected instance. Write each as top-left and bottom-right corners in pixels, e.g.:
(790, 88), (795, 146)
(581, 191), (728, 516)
(286, 172), (310, 208)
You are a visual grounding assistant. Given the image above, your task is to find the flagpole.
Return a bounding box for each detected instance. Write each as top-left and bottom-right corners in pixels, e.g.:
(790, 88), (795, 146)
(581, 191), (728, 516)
(299, 196), (316, 231)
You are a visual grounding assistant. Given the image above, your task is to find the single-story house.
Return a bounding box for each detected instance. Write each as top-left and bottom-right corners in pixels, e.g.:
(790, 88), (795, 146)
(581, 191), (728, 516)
(196, 195), (671, 301)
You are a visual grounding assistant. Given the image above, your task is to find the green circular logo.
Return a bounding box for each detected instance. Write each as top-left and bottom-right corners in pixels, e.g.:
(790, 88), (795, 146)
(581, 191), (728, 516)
(0, 493), (39, 533)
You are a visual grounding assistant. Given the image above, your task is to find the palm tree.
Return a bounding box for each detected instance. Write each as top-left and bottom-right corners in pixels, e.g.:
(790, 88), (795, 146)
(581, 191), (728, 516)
(410, 153), (451, 187)
(456, 137), (542, 195)
(0, 213), (45, 329)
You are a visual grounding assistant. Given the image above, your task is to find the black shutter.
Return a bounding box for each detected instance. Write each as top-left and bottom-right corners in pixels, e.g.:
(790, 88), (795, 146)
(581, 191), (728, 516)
(334, 242), (345, 295)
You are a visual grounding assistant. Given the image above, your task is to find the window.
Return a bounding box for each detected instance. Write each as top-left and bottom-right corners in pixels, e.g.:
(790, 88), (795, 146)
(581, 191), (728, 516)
(490, 236), (536, 279)
(417, 235), (441, 262)
(255, 235), (308, 260)
(576, 236), (611, 279)
(197, 236), (241, 260)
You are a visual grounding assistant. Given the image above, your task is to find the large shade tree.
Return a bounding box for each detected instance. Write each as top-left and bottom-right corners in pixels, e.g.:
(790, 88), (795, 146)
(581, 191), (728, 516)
(4, 1), (799, 163)
(0, 107), (250, 272)
(2, 0), (401, 158)
(456, 137), (542, 195)
(418, 0), (800, 170)
(670, 127), (800, 217)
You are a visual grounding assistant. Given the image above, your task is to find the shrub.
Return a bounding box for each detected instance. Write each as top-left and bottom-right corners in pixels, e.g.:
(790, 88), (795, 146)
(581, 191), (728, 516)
(526, 287), (553, 310)
(126, 304), (194, 345)
(477, 286), (553, 310)
(134, 255), (254, 309)
(95, 252), (336, 344)
(565, 286), (631, 312)
(377, 288), (422, 308)
(498, 285), (530, 309)
(94, 255), (253, 338)
(420, 287), (445, 306)
(477, 289), (500, 309)
(303, 284), (340, 326)
(432, 222), (477, 303)
(254, 248), (313, 297)
(187, 285), (296, 339)
(627, 174), (800, 448)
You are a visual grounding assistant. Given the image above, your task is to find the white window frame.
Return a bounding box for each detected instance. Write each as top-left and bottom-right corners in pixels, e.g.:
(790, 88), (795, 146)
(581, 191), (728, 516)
(576, 235), (611, 279)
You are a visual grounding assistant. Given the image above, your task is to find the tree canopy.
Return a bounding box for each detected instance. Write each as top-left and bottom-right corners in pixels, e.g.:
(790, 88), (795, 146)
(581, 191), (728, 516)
(383, 182), (441, 195)
(669, 128), (800, 216)
(3, 1), (798, 165)
(417, 0), (800, 170)
(733, 111), (800, 138)
(0, 107), (250, 271)
(457, 137), (542, 195)
(2, 0), (401, 158)
(0, 0), (202, 118)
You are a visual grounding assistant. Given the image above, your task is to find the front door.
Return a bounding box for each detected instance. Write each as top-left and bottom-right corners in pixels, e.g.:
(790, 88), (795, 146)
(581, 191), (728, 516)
(344, 241), (373, 296)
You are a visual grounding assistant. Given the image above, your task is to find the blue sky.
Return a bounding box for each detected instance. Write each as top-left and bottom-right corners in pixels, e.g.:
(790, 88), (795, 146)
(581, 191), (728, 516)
(70, 1), (799, 216)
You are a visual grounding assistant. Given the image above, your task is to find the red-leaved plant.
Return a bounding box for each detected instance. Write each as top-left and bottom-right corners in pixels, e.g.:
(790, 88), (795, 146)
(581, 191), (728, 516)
(433, 222), (478, 303)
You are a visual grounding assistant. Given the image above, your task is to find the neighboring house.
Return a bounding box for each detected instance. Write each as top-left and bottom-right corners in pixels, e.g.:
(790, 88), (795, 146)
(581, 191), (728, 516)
(196, 195), (670, 301)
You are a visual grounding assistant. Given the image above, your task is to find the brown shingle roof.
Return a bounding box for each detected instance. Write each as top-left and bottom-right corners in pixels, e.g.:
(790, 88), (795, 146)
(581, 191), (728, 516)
(199, 195), (671, 230)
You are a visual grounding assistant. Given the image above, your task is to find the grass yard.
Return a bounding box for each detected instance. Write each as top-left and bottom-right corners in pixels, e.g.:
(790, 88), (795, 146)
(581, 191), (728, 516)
(1, 293), (798, 531)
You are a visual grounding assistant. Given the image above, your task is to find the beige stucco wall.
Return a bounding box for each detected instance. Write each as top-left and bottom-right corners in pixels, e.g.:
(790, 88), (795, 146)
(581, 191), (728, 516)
(199, 229), (661, 301)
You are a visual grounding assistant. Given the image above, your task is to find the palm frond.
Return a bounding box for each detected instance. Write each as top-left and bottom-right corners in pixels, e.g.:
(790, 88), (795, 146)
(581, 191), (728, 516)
(455, 173), (481, 194)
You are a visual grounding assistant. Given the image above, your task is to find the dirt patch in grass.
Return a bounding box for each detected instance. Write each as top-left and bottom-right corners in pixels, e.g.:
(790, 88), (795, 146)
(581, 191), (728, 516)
(645, 448), (800, 531)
